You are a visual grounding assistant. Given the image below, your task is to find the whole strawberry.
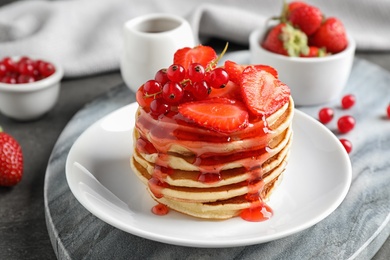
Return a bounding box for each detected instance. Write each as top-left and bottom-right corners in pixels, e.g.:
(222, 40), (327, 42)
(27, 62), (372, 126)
(288, 5), (323, 36)
(262, 23), (309, 57)
(0, 127), (23, 186)
(309, 17), (348, 54)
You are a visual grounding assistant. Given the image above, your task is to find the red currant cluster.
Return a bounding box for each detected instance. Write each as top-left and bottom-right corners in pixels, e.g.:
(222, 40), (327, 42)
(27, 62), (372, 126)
(136, 62), (229, 117)
(0, 56), (56, 84)
(318, 94), (356, 153)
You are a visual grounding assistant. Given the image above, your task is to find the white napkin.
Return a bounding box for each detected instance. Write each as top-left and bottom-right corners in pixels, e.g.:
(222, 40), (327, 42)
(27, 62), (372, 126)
(0, 0), (389, 78)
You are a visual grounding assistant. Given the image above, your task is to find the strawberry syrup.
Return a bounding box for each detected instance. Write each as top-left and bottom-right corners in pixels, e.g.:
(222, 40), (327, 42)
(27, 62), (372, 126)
(137, 108), (274, 221)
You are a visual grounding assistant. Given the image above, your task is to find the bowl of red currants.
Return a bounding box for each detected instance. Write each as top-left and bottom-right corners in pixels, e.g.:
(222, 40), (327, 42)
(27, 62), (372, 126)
(0, 56), (63, 121)
(249, 1), (356, 106)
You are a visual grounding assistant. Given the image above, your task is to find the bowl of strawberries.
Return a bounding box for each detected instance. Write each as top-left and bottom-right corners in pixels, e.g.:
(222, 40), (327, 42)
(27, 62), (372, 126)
(0, 56), (63, 121)
(249, 1), (355, 106)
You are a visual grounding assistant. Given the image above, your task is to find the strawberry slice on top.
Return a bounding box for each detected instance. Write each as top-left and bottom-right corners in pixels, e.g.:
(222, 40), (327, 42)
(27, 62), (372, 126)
(241, 66), (290, 117)
(208, 81), (241, 100)
(174, 45), (217, 69)
(224, 60), (279, 86)
(178, 98), (249, 133)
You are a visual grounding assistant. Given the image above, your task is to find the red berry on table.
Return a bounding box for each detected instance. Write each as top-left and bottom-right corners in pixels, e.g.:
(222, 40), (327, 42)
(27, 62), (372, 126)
(241, 65), (290, 117)
(178, 98), (249, 133)
(387, 104), (390, 119)
(337, 115), (355, 133)
(341, 94), (356, 109)
(288, 5), (323, 36)
(309, 17), (348, 54)
(339, 138), (352, 154)
(318, 107), (334, 124)
(0, 128), (23, 187)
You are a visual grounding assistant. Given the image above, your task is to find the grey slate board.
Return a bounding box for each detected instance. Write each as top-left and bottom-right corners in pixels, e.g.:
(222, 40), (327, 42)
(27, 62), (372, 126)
(44, 54), (390, 260)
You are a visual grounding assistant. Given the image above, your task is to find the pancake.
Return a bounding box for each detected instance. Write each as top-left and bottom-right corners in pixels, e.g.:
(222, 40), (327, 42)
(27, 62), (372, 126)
(130, 96), (294, 220)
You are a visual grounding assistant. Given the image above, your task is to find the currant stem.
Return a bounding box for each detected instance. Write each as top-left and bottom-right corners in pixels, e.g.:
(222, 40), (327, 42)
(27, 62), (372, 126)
(207, 42), (229, 71)
(143, 91), (162, 99)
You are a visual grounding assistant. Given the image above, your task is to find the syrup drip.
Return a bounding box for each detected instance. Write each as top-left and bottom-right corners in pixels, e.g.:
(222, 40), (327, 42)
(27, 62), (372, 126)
(152, 203), (169, 216)
(240, 203), (273, 222)
(138, 108), (275, 221)
(148, 177), (167, 199)
(197, 172), (222, 183)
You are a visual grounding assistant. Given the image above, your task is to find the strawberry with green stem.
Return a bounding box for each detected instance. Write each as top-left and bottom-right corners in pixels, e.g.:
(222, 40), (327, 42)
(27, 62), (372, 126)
(262, 23), (309, 57)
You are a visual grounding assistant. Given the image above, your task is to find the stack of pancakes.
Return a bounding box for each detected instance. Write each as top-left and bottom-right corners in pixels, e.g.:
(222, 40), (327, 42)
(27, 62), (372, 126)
(130, 96), (294, 220)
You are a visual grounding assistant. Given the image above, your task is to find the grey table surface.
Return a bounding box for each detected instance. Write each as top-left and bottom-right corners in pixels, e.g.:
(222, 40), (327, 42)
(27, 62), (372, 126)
(0, 1), (389, 258)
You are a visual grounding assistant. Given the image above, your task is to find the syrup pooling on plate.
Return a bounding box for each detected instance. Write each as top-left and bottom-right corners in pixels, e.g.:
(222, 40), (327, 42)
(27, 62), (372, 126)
(130, 45), (293, 221)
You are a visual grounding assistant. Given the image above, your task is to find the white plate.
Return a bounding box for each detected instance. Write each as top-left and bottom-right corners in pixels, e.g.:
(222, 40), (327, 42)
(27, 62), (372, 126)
(66, 102), (352, 248)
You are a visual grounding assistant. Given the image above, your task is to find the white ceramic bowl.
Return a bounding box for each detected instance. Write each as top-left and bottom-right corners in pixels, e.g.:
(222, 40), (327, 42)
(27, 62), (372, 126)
(0, 58), (63, 121)
(249, 28), (356, 106)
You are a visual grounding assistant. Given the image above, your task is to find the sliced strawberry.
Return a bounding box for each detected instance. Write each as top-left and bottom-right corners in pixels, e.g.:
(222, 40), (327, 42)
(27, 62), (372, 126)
(174, 45), (217, 69)
(224, 60), (246, 85)
(241, 66), (290, 117)
(225, 60), (278, 86)
(255, 65), (278, 79)
(178, 98), (249, 133)
(208, 81), (241, 100)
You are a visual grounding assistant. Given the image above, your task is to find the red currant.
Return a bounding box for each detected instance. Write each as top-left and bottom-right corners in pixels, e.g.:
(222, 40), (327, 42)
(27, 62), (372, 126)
(339, 138), (352, 154)
(38, 61), (55, 77)
(143, 80), (162, 96)
(149, 98), (171, 116)
(0, 63), (7, 77)
(187, 63), (205, 82)
(318, 107), (334, 124)
(181, 90), (195, 103)
(1, 75), (17, 84)
(167, 64), (185, 82)
(162, 81), (184, 104)
(18, 61), (35, 77)
(337, 115), (355, 133)
(2, 57), (17, 72)
(17, 74), (35, 84)
(155, 68), (169, 85)
(136, 86), (153, 108)
(0, 56), (56, 84)
(205, 68), (229, 89)
(341, 94), (356, 109)
(192, 81), (211, 100)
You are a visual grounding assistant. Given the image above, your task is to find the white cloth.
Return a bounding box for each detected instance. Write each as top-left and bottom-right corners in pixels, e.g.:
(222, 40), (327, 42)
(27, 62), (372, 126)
(0, 0), (389, 77)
